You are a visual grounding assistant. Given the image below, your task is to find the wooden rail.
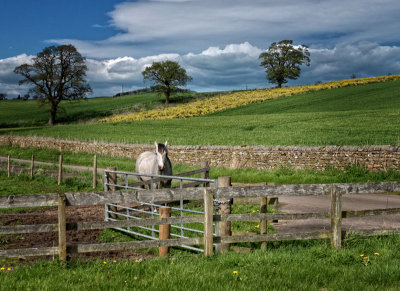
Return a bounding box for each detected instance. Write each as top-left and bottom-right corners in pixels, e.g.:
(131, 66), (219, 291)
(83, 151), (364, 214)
(1, 182), (400, 259)
(2, 181), (400, 208)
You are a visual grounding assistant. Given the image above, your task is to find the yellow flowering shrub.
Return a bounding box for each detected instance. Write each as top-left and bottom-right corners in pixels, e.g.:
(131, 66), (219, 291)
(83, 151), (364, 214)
(99, 75), (400, 123)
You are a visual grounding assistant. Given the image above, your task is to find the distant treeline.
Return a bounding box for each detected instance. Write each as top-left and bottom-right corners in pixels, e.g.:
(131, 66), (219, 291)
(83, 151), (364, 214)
(113, 86), (194, 97)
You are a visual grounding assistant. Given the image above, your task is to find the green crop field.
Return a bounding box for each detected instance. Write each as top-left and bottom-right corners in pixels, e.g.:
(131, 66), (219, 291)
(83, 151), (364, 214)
(2, 80), (400, 146)
(0, 91), (215, 128)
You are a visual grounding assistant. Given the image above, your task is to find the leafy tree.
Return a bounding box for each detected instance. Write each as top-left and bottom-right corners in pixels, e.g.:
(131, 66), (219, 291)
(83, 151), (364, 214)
(0, 93), (7, 100)
(142, 60), (192, 104)
(14, 45), (92, 125)
(259, 40), (310, 88)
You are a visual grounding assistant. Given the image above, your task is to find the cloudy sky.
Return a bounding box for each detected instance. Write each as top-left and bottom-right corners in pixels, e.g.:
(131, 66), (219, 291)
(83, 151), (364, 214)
(1, 0), (400, 98)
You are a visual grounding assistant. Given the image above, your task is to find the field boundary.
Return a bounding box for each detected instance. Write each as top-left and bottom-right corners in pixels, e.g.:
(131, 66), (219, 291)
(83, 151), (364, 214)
(1, 181), (400, 259)
(1, 135), (400, 171)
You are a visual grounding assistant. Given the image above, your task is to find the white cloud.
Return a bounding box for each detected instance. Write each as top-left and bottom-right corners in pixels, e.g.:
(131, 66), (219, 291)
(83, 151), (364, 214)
(46, 0), (400, 60)
(1, 42), (400, 98)
(0, 54), (33, 97)
(302, 42), (400, 83)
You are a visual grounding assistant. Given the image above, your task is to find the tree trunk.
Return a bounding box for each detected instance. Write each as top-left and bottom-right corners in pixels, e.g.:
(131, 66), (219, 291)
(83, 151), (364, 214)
(48, 103), (57, 125)
(165, 88), (170, 105)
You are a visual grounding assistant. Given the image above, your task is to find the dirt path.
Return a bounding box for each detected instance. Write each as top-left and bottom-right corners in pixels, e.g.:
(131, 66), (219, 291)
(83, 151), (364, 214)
(273, 194), (400, 233)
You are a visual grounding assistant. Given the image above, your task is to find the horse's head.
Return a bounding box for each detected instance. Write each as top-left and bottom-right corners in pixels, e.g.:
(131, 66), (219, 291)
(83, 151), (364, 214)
(155, 141), (168, 171)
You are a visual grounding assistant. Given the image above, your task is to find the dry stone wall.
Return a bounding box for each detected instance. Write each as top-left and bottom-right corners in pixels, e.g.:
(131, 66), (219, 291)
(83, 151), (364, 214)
(1, 135), (399, 171)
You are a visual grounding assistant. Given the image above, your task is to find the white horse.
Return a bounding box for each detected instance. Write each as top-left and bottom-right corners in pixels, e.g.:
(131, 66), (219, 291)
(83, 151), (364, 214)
(136, 141), (170, 189)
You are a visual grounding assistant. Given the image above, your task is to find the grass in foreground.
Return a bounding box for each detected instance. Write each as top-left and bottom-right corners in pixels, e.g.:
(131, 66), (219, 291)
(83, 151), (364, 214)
(2, 80), (400, 145)
(1, 235), (400, 290)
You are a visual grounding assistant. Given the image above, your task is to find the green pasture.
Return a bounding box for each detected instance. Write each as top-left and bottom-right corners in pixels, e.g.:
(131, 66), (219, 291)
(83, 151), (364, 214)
(2, 145), (400, 188)
(0, 91), (212, 128)
(2, 80), (400, 145)
(1, 235), (400, 290)
(0, 166), (104, 198)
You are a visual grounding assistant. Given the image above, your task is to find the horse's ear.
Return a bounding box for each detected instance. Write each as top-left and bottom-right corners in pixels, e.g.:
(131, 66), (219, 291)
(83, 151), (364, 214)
(165, 141), (168, 147)
(154, 141), (158, 151)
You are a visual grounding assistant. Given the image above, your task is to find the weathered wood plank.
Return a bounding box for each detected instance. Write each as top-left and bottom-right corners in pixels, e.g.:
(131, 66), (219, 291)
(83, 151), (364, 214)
(344, 228), (400, 237)
(0, 247), (58, 258)
(342, 208), (400, 218)
(1, 181), (399, 208)
(203, 188), (214, 256)
(330, 186), (342, 249)
(214, 212), (329, 222)
(217, 231), (330, 243)
(260, 197), (267, 250)
(63, 189), (204, 206)
(0, 224), (58, 234)
(159, 207), (171, 257)
(58, 194), (67, 261)
(0, 194), (59, 208)
(74, 237), (202, 253)
(213, 182), (400, 198)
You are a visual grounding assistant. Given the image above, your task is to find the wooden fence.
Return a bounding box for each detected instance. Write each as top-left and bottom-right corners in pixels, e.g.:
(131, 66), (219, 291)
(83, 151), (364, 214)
(3, 154), (99, 188)
(1, 181), (400, 260)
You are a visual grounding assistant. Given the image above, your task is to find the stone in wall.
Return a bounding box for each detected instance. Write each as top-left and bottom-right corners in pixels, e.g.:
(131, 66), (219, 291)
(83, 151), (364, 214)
(0, 135), (399, 171)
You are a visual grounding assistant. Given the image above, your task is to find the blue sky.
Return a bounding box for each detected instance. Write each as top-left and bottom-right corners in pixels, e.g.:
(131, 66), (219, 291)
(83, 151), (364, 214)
(0, 0), (118, 57)
(1, 0), (400, 98)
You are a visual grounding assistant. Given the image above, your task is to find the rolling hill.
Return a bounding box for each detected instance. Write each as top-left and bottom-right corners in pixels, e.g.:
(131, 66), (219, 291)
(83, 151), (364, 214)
(1, 77), (399, 146)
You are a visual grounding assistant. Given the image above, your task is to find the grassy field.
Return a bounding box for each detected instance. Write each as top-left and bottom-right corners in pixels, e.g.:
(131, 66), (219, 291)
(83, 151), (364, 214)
(1, 235), (400, 290)
(0, 91), (217, 128)
(2, 80), (399, 145)
(0, 165), (104, 197)
(2, 145), (400, 187)
(1, 78), (400, 290)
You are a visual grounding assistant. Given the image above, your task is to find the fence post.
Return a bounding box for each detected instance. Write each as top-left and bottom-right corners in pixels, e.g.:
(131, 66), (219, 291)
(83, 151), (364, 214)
(260, 197), (267, 250)
(107, 167), (117, 218)
(330, 185), (342, 249)
(159, 207), (171, 257)
(203, 188), (214, 256)
(201, 161), (210, 187)
(93, 155), (97, 189)
(216, 176), (231, 253)
(30, 155), (34, 179)
(58, 155), (63, 185)
(7, 155), (10, 177)
(58, 193), (67, 261)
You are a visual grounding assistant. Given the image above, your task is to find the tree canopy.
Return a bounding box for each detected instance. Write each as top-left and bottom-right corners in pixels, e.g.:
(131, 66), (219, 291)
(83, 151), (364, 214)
(142, 60), (192, 104)
(14, 45), (92, 125)
(259, 40), (311, 88)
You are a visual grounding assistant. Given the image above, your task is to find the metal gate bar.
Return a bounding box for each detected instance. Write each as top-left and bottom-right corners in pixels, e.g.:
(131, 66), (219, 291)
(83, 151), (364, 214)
(104, 169), (217, 252)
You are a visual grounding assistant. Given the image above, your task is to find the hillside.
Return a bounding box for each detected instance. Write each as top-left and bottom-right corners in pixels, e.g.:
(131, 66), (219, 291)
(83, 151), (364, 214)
(99, 75), (400, 122)
(1, 78), (399, 146)
(0, 92), (208, 128)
